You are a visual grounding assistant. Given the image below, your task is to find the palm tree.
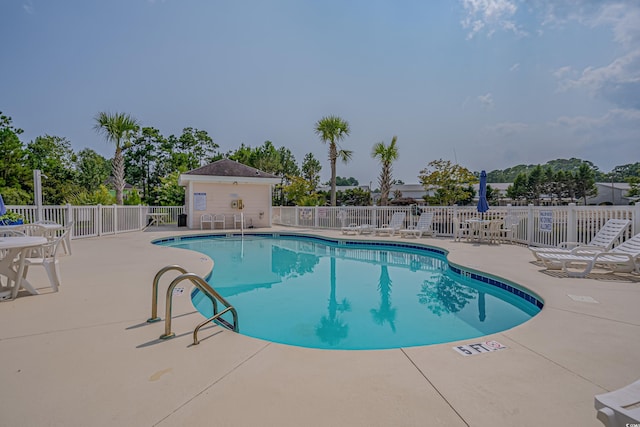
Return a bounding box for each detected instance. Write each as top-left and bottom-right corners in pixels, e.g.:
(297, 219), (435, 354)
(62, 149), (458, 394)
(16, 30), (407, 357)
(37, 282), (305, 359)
(371, 135), (399, 206)
(93, 112), (140, 204)
(314, 115), (352, 206)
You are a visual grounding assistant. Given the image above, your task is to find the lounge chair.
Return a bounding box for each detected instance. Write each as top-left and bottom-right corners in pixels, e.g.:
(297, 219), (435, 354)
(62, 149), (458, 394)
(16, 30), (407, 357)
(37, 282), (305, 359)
(341, 223), (374, 235)
(594, 378), (640, 427)
(374, 212), (406, 236)
(530, 218), (630, 261)
(537, 232), (640, 277)
(399, 212), (435, 238)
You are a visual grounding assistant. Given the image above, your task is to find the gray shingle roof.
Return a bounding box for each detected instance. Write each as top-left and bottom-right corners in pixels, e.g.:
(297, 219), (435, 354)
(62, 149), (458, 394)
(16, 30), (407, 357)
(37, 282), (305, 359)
(184, 159), (279, 178)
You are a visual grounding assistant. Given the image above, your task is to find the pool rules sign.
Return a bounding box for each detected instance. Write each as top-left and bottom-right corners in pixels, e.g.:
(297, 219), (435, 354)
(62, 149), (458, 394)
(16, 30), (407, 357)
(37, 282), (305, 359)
(453, 340), (507, 356)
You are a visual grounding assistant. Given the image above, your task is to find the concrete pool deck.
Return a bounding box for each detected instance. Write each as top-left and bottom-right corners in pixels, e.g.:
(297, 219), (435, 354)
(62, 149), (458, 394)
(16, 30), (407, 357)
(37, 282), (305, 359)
(0, 226), (638, 427)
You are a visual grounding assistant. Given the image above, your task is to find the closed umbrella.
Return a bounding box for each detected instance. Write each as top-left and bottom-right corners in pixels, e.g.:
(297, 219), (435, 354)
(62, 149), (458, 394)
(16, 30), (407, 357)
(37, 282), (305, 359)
(0, 194), (6, 216)
(477, 170), (489, 216)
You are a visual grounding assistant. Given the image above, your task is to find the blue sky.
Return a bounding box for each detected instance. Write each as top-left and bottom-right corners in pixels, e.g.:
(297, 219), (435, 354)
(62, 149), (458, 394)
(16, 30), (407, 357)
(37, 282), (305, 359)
(2, 0), (639, 184)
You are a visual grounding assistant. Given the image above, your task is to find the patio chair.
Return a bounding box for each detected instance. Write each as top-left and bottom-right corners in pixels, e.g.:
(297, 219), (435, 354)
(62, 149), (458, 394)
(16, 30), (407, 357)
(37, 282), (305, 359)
(594, 378), (640, 427)
(200, 214), (213, 230)
(374, 212), (406, 236)
(213, 214), (226, 230)
(452, 217), (470, 242)
(497, 215), (519, 244)
(21, 228), (69, 294)
(530, 218), (630, 261)
(234, 214), (244, 229)
(399, 212), (435, 238)
(537, 232), (640, 277)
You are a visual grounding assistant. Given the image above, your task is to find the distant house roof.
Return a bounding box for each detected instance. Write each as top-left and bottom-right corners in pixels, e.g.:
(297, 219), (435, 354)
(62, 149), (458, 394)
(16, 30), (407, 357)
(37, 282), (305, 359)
(179, 159), (281, 185)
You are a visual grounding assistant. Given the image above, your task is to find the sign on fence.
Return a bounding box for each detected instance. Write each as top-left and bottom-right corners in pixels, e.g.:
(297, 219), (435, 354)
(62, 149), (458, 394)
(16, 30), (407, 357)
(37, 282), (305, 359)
(539, 211), (553, 232)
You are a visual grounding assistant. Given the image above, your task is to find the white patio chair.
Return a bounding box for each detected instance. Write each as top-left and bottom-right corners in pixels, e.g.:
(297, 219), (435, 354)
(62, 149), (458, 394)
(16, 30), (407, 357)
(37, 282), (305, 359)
(374, 212), (406, 236)
(234, 214), (244, 229)
(213, 214), (226, 230)
(452, 217), (469, 242)
(21, 228), (69, 294)
(530, 218), (630, 261)
(200, 214), (213, 230)
(537, 232), (640, 277)
(399, 212), (435, 238)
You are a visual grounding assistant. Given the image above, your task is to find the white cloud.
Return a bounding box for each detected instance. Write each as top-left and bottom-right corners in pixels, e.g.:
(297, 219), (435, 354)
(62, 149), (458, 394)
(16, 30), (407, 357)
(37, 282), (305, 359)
(553, 108), (640, 132)
(557, 49), (640, 108)
(486, 122), (528, 135)
(509, 63), (520, 72)
(23, 1), (34, 14)
(477, 93), (494, 108)
(460, 0), (524, 39)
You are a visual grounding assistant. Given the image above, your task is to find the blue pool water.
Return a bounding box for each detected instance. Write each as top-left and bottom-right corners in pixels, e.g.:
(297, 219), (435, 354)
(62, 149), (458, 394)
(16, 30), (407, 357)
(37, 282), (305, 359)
(155, 234), (542, 350)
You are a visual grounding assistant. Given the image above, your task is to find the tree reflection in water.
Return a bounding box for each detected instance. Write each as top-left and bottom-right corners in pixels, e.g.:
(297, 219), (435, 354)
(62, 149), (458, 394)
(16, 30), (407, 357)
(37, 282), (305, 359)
(417, 272), (477, 316)
(370, 251), (397, 332)
(316, 254), (351, 345)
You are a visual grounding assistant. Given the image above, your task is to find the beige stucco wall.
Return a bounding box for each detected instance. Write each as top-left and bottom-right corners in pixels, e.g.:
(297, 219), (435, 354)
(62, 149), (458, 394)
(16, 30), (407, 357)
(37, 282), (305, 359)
(189, 182), (272, 229)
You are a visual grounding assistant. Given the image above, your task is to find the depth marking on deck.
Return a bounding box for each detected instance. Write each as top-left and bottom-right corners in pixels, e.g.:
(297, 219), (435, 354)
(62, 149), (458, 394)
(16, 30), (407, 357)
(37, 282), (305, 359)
(453, 340), (507, 356)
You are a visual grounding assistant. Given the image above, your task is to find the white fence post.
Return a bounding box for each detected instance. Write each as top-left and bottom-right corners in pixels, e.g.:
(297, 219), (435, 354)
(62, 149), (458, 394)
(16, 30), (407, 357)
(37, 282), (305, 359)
(295, 206), (299, 227)
(633, 203), (640, 235)
(372, 206), (378, 227)
(113, 204), (118, 233)
(527, 204), (534, 245)
(567, 203), (577, 243)
(314, 206), (319, 228)
(97, 204), (103, 236)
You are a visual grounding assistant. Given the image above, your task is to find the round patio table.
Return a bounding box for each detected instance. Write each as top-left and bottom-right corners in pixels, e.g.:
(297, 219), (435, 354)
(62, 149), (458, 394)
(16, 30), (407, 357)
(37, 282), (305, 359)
(0, 236), (48, 300)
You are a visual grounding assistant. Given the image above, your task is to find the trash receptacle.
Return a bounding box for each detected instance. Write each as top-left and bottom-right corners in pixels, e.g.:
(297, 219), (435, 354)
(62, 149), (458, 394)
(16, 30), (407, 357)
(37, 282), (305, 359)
(178, 213), (187, 227)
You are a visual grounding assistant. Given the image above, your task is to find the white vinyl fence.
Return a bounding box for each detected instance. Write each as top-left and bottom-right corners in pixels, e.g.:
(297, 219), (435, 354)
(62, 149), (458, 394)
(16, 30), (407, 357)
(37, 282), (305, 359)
(5, 204), (184, 239)
(272, 204), (640, 248)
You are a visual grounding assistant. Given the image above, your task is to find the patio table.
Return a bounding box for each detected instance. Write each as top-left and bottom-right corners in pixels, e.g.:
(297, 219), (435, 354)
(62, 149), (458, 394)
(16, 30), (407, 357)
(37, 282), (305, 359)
(0, 236), (48, 300)
(465, 219), (491, 242)
(147, 213), (168, 227)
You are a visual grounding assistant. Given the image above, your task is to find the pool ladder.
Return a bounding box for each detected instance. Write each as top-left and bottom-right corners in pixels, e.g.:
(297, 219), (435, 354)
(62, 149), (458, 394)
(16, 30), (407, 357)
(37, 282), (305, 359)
(147, 265), (239, 345)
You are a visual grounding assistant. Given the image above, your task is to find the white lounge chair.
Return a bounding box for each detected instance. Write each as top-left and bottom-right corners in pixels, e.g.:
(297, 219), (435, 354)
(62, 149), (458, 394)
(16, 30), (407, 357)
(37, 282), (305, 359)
(399, 212), (435, 238)
(341, 223), (374, 235)
(594, 378), (640, 427)
(374, 212), (406, 236)
(530, 218), (630, 261)
(537, 232), (640, 277)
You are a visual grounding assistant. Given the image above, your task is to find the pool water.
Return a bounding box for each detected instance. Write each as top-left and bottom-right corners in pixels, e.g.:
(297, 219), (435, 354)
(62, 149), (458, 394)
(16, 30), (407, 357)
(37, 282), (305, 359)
(157, 234), (542, 350)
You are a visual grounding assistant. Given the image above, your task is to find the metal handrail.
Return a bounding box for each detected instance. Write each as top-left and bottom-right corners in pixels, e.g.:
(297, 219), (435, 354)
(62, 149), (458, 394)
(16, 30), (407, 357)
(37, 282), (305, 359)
(157, 271), (238, 345)
(147, 265), (188, 323)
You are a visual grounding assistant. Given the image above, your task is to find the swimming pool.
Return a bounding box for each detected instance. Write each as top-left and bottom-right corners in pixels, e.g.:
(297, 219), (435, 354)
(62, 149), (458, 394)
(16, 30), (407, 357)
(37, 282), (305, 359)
(154, 233), (543, 350)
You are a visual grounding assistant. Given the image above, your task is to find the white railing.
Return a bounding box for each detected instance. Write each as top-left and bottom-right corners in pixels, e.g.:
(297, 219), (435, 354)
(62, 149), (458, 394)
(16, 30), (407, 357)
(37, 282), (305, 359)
(272, 204), (640, 247)
(5, 204), (184, 240)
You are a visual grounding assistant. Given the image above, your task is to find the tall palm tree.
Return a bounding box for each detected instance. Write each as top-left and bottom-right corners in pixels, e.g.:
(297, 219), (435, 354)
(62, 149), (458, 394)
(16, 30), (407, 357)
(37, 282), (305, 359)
(314, 115), (352, 206)
(93, 112), (140, 204)
(371, 135), (399, 206)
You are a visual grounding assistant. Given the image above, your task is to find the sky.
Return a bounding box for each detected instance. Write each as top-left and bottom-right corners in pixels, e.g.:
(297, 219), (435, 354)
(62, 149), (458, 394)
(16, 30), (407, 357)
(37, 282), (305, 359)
(2, 0), (639, 185)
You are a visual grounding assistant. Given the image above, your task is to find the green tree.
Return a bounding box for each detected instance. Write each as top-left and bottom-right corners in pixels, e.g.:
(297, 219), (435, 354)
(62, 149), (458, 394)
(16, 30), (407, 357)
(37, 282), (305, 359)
(334, 177), (359, 186)
(94, 111), (140, 204)
(75, 149), (111, 193)
(25, 135), (78, 204)
(125, 127), (164, 203)
(301, 153), (322, 192)
(573, 163), (597, 205)
(0, 112), (29, 191)
(283, 175), (323, 206)
(626, 177), (640, 199)
(371, 135), (399, 206)
(154, 171), (184, 206)
(314, 115), (352, 206)
(418, 159), (477, 206)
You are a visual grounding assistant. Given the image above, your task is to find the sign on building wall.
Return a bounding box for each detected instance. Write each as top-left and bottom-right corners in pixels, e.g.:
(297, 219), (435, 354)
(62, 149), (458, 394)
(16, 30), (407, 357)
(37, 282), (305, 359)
(539, 211), (553, 232)
(194, 192), (206, 211)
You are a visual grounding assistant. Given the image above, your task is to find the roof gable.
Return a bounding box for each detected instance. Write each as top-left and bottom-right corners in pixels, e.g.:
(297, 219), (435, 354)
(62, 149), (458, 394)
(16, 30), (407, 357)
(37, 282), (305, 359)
(185, 159), (279, 179)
